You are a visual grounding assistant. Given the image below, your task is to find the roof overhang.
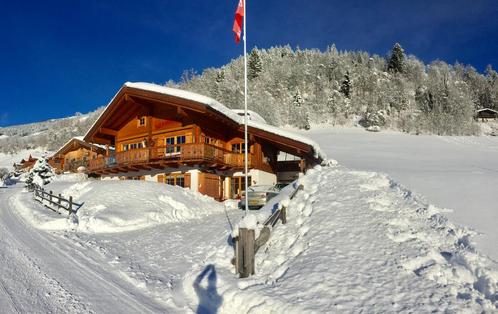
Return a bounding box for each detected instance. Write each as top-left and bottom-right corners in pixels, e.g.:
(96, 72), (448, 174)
(53, 137), (106, 158)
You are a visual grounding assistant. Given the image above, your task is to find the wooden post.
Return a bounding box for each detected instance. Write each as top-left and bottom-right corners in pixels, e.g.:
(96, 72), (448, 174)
(236, 228), (255, 278)
(58, 194), (62, 209)
(281, 206), (287, 224)
(68, 196), (73, 214)
(49, 191), (53, 204)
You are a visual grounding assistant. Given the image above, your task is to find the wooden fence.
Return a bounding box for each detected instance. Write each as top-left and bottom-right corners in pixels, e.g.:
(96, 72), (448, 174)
(31, 185), (83, 216)
(234, 184), (304, 278)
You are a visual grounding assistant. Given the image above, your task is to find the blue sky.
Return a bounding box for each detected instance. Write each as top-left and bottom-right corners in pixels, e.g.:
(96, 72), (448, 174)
(1, 0), (497, 127)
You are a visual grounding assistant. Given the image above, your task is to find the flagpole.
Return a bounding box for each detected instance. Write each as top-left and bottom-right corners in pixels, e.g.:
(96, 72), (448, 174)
(243, 0), (249, 215)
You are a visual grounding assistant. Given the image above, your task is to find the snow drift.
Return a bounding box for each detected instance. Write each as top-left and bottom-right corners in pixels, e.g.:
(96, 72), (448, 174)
(13, 177), (225, 233)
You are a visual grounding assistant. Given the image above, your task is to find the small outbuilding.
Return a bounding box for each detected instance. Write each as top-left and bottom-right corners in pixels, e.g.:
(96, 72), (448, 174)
(475, 108), (498, 122)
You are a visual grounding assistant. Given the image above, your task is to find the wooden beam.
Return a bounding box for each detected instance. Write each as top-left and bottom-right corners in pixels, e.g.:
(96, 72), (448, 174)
(91, 136), (112, 145)
(100, 127), (118, 136)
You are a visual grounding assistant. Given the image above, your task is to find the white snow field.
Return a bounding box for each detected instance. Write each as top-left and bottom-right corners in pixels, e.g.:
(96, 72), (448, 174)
(301, 126), (498, 262)
(1, 166), (497, 312)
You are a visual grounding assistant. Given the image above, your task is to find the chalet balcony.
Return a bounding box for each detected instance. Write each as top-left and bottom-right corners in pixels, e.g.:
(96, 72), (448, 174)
(88, 143), (253, 174)
(63, 160), (89, 172)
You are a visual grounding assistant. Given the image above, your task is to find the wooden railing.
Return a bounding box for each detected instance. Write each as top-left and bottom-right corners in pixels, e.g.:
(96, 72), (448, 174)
(234, 183), (304, 278)
(88, 143), (251, 172)
(32, 185), (83, 216)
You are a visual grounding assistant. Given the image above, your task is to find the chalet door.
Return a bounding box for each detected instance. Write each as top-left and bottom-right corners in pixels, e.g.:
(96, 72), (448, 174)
(231, 176), (251, 198)
(200, 173), (222, 200)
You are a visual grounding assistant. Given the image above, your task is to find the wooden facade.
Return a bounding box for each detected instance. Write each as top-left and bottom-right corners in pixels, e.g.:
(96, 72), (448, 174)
(51, 137), (107, 173)
(84, 83), (322, 199)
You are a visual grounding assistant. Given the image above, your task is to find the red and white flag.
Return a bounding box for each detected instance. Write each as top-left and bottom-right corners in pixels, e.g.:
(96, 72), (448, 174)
(232, 0), (244, 44)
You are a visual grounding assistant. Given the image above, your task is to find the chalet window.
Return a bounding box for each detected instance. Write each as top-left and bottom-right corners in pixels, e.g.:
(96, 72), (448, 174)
(166, 137), (175, 154)
(138, 116), (146, 127)
(204, 137), (217, 145)
(165, 174), (184, 187)
(231, 143), (246, 153)
(123, 142), (144, 151)
(165, 135), (186, 154)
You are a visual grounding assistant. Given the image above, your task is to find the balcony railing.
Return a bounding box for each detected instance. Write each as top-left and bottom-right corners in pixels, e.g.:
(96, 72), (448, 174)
(88, 143), (253, 172)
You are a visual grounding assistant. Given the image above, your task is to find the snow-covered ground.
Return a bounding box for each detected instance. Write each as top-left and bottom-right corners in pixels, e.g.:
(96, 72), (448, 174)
(0, 166), (498, 313)
(301, 126), (498, 262)
(1, 165), (497, 312)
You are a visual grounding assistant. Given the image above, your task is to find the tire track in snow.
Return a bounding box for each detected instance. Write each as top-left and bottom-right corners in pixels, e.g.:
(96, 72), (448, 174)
(1, 187), (170, 313)
(0, 277), (21, 314)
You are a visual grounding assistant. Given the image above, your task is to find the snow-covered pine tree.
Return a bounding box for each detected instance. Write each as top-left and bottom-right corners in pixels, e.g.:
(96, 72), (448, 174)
(340, 71), (351, 98)
(248, 48), (262, 80)
(387, 43), (405, 74)
(25, 157), (55, 187)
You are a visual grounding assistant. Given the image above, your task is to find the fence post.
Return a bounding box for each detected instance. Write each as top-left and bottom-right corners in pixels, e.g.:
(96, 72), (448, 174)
(68, 196), (73, 214)
(236, 228), (255, 278)
(58, 194), (62, 209)
(49, 191), (53, 204)
(281, 206), (287, 224)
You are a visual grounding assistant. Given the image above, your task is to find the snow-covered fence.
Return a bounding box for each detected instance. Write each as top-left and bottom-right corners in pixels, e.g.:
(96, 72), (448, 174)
(234, 183), (304, 278)
(32, 186), (82, 216)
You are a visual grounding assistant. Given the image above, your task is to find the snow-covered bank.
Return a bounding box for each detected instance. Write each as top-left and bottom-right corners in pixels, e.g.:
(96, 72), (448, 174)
(13, 177), (225, 233)
(302, 126), (498, 262)
(182, 166), (497, 312)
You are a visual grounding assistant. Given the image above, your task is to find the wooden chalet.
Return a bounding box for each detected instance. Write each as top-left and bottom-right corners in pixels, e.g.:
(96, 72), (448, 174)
(15, 154), (38, 172)
(475, 108), (498, 121)
(84, 82), (323, 200)
(51, 137), (107, 173)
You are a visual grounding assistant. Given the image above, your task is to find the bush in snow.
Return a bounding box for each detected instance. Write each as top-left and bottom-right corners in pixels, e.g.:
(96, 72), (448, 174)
(0, 168), (11, 187)
(25, 157), (55, 187)
(359, 110), (387, 129)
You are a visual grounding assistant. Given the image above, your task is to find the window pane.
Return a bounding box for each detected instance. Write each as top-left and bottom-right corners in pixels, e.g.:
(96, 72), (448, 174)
(166, 176), (175, 185)
(166, 138), (174, 154)
(176, 176), (184, 187)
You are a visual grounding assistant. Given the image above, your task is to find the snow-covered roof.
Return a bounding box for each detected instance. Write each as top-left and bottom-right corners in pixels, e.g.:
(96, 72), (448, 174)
(476, 108), (498, 114)
(231, 109), (267, 124)
(86, 82), (325, 161)
(52, 136), (107, 158)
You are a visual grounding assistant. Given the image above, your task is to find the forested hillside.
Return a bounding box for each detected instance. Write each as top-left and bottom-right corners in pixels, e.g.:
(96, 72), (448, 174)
(2, 43), (497, 154)
(0, 108), (104, 154)
(173, 44), (498, 135)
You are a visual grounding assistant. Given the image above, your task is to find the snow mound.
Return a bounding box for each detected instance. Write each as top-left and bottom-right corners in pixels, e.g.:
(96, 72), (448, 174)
(14, 179), (225, 233)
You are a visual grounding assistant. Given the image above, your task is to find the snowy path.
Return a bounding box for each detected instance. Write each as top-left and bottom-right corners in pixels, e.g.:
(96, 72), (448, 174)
(0, 186), (168, 313)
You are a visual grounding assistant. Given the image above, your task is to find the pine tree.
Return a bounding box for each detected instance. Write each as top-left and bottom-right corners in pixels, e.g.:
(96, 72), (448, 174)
(293, 90), (303, 108)
(25, 157), (54, 187)
(340, 71), (351, 98)
(387, 43), (405, 74)
(248, 48), (262, 79)
(215, 69), (225, 83)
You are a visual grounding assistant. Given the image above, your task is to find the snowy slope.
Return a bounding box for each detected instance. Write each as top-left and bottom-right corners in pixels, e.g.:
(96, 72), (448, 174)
(180, 166), (497, 312)
(301, 126), (498, 261)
